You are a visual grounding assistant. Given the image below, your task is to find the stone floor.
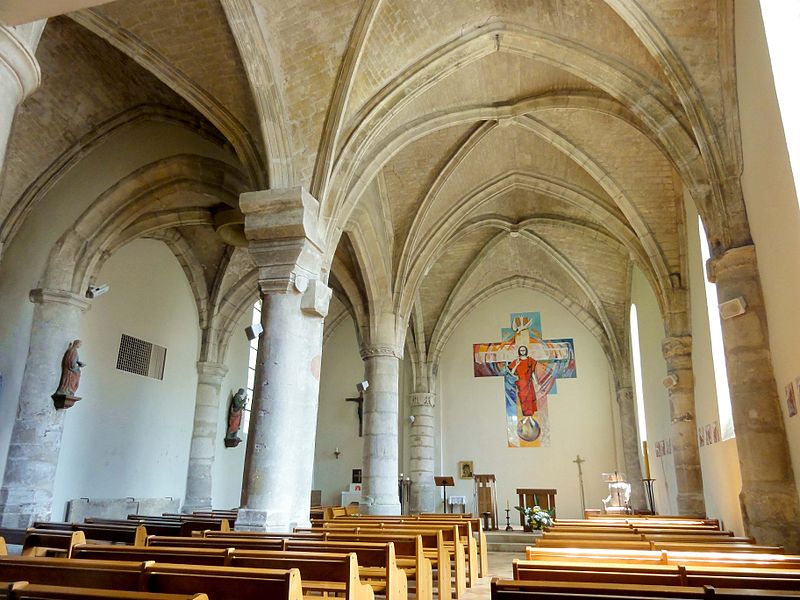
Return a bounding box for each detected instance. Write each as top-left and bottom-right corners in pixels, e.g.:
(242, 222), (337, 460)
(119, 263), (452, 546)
(459, 552), (517, 600)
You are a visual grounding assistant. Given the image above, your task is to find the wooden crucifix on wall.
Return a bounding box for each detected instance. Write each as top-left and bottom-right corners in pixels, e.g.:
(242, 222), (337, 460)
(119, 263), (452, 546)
(345, 395), (364, 437)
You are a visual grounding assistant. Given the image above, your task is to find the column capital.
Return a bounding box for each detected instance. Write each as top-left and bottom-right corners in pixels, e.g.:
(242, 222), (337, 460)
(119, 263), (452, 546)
(196, 361), (228, 386)
(615, 386), (633, 404)
(360, 344), (403, 360)
(662, 335), (692, 361)
(29, 288), (91, 312)
(410, 392), (436, 408)
(0, 25), (40, 102)
(241, 187), (326, 293)
(706, 244), (756, 283)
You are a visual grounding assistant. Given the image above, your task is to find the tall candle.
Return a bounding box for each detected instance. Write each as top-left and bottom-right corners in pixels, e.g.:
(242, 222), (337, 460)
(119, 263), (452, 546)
(642, 440), (652, 479)
(506, 498), (510, 510)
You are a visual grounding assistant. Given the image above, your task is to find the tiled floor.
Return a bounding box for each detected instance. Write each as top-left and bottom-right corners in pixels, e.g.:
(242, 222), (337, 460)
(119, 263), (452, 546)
(459, 552), (518, 600)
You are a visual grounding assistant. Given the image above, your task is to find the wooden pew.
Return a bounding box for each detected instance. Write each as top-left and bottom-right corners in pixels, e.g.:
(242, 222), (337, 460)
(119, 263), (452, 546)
(513, 558), (800, 591)
(2, 581), (208, 600)
(533, 537), (783, 554)
(490, 578), (800, 600)
(283, 540), (409, 600)
(327, 514), (482, 580)
(525, 546), (800, 569)
(31, 522), (147, 546)
(21, 530), (85, 558)
(196, 530), (431, 600)
(315, 524), (464, 595)
(145, 534), (413, 600)
(0, 557), (303, 600)
(0, 539), (6, 557)
(321, 519), (474, 590)
(71, 544), (375, 600)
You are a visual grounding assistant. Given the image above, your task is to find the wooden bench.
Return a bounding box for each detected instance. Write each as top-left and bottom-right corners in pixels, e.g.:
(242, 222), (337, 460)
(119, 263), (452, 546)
(490, 578), (800, 600)
(323, 518), (479, 586)
(513, 559), (800, 590)
(145, 534), (412, 600)
(32, 522), (147, 546)
(21, 530), (86, 558)
(0, 557), (303, 600)
(71, 544), (375, 600)
(318, 517), (468, 597)
(1, 581), (208, 600)
(196, 530), (430, 600)
(314, 524), (463, 596)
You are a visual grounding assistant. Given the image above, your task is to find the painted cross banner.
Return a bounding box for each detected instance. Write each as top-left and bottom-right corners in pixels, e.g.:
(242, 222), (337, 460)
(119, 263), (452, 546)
(473, 312), (576, 447)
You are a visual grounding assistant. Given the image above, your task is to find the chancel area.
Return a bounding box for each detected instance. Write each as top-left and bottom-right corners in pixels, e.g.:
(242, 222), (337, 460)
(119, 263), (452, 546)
(1, 1), (800, 599)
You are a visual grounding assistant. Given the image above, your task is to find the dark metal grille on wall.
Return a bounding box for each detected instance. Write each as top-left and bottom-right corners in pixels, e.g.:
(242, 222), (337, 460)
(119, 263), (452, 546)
(116, 333), (167, 380)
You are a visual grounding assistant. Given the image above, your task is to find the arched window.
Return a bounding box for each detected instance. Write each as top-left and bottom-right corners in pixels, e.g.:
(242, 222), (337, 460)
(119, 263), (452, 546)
(243, 299), (261, 434)
(699, 218), (735, 440)
(761, 1), (800, 205)
(629, 304), (648, 444)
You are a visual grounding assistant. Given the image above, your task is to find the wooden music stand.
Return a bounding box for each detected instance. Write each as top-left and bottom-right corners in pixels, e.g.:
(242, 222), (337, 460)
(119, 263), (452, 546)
(434, 476), (455, 513)
(474, 473), (498, 530)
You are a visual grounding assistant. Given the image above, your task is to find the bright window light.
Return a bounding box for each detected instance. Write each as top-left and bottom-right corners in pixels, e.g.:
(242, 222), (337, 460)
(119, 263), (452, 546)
(699, 218), (735, 440)
(243, 299), (261, 434)
(629, 304), (648, 443)
(761, 0), (800, 205)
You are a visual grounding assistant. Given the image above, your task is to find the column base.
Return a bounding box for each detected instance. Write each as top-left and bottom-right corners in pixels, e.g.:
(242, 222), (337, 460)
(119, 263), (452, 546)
(675, 492), (706, 518)
(0, 487), (50, 528)
(235, 507), (310, 532)
(740, 487), (800, 552)
(181, 498), (212, 514)
(360, 499), (401, 516)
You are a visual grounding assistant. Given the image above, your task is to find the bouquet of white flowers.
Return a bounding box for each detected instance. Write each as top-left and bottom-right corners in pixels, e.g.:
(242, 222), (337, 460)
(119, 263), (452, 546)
(515, 504), (554, 530)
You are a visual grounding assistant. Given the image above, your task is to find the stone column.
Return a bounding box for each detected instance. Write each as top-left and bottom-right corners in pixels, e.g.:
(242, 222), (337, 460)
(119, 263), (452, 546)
(0, 25), (39, 168)
(360, 344), (402, 515)
(662, 336), (705, 516)
(615, 386), (646, 510)
(709, 244), (800, 550)
(408, 391), (436, 513)
(236, 187), (331, 531)
(0, 288), (90, 526)
(182, 361), (229, 513)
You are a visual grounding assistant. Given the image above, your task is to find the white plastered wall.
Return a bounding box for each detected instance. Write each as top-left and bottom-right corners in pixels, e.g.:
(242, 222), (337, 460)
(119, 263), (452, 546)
(0, 119), (240, 487)
(51, 239), (199, 517)
(685, 198), (744, 534)
(630, 268), (678, 515)
(437, 286), (621, 519)
(313, 306), (365, 506)
(735, 0), (800, 498)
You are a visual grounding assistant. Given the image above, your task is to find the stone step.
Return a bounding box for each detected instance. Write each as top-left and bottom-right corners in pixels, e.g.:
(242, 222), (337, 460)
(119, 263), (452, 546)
(486, 541), (530, 553)
(485, 532), (541, 544)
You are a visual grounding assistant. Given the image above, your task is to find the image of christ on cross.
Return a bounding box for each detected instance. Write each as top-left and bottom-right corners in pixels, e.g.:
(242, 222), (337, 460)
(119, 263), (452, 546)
(473, 312), (577, 447)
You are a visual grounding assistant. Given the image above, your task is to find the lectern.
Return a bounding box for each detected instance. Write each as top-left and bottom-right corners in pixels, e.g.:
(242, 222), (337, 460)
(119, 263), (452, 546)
(434, 476), (455, 513)
(474, 473), (499, 530)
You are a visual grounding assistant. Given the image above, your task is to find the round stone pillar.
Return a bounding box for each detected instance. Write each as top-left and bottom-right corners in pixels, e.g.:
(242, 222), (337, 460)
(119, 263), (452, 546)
(710, 245), (800, 550)
(360, 346), (402, 515)
(662, 336), (705, 516)
(615, 386), (646, 510)
(0, 25), (39, 178)
(237, 280), (329, 531)
(408, 392), (436, 513)
(183, 361), (229, 514)
(0, 288), (90, 527)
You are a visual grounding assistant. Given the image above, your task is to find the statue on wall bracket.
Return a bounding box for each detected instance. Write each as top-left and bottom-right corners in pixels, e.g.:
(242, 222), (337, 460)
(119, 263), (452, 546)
(52, 339), (85, 409)
(224, 387), (248, 448)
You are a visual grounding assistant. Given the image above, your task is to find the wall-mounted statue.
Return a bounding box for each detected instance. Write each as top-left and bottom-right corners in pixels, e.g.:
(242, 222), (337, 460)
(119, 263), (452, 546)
(52, 339), (85, 409)
(224, 387), (248, 447)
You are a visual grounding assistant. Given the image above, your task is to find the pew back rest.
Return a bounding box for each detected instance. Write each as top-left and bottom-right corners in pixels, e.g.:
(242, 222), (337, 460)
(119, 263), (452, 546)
(21, 531), (86, 558)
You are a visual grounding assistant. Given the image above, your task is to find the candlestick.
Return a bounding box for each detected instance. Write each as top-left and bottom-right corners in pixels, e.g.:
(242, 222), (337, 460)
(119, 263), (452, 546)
(642, 440), (651, 479)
